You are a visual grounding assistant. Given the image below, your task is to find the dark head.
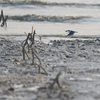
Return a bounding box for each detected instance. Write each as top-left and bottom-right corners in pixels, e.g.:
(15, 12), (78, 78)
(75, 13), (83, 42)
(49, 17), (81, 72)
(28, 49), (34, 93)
(65, 30), (70, 32)
(65, 30), (78, 33)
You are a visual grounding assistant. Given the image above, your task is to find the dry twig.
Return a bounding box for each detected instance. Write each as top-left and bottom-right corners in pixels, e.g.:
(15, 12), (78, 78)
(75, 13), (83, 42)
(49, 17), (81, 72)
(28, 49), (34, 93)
(0, 10), (8, 27)
(32, 47), (48, 75)
(49, 71), (62, 88)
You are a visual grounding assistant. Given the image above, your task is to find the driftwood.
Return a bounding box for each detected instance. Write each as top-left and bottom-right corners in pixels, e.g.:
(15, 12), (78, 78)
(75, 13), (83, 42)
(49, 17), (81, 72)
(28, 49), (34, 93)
(21, 26), (36, 60)
(21, 27), (48, 75)
(0, 10), (8, 27)
(0, 10), (3, 22)
(49, 71), (62, 88)
(1, 15), (8, 27)
(22, 33), (31, 60)
(46, 71), (62, 98)
(30, 27), (36, 64)
(30, 27), (36, 46)
(21, 26), (48, 75)
(32, 47), (48, 75)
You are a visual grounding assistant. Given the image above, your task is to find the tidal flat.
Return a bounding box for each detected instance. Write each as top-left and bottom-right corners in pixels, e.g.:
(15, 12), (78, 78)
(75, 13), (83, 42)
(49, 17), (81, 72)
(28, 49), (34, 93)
(0, 36), (100, 100)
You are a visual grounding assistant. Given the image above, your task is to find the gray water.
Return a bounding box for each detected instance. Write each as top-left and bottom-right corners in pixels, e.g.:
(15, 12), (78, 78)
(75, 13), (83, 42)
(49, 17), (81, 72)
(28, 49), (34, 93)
(0, 0), (100, 36)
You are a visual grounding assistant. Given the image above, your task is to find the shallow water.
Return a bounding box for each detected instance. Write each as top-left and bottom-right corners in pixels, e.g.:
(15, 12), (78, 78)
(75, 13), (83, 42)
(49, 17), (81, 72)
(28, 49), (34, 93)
(0, 0), (100, 36)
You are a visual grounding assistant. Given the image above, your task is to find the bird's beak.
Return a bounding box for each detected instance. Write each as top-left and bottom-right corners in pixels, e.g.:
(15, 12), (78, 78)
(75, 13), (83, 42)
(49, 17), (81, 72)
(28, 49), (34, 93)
(65, 30), (68, 32)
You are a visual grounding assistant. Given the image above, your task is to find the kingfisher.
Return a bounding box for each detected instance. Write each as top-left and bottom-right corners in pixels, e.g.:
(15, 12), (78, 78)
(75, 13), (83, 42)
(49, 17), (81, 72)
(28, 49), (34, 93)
(65, 30), (78, 37)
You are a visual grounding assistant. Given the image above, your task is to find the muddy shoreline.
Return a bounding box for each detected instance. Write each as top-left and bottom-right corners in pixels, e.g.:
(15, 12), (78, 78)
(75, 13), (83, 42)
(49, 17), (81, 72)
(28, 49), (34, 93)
(0, 36), (100, 100)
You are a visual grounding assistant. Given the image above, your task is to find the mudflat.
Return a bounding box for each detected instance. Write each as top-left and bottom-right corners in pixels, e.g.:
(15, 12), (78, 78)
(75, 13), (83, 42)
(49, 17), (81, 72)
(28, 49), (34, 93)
(0, 36), (100, 100)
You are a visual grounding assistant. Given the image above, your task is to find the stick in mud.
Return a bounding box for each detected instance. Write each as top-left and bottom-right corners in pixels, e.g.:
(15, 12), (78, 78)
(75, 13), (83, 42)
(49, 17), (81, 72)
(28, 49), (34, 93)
(32, 47), (48, 75)
(0, 10), (4, 22)
(22, 26), (48, 75)
(22, 46), (30, 60)
(33, 30), (36, 43)
(22, 26), (35, 60)
(24, 48), (30, 59)
(30, 30), (36, 46)
(0, 10), (8, 27)
(22, 33), (31, 60)
(32, 30), (36, 62)
(31, 48), (34, 64)
(30, 28), (36, 64)
(1, 15), (8, 27)
(46, 71), (62, 98)
(49, 71), (62, 88)
(22, 46), (25, 60)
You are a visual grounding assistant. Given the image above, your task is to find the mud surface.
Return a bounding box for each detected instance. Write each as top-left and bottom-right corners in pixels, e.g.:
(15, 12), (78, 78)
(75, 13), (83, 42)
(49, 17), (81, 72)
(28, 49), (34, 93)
(0, 36), (100, 100)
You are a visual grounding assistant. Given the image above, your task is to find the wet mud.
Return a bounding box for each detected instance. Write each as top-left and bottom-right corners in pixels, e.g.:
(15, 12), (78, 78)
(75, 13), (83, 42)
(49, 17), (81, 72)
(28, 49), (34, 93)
(0, 36), (100, 100)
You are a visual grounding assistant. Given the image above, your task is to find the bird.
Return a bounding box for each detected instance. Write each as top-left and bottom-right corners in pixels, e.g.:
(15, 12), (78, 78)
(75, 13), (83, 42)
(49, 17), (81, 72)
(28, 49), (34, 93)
(65, 30), (78, 37)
